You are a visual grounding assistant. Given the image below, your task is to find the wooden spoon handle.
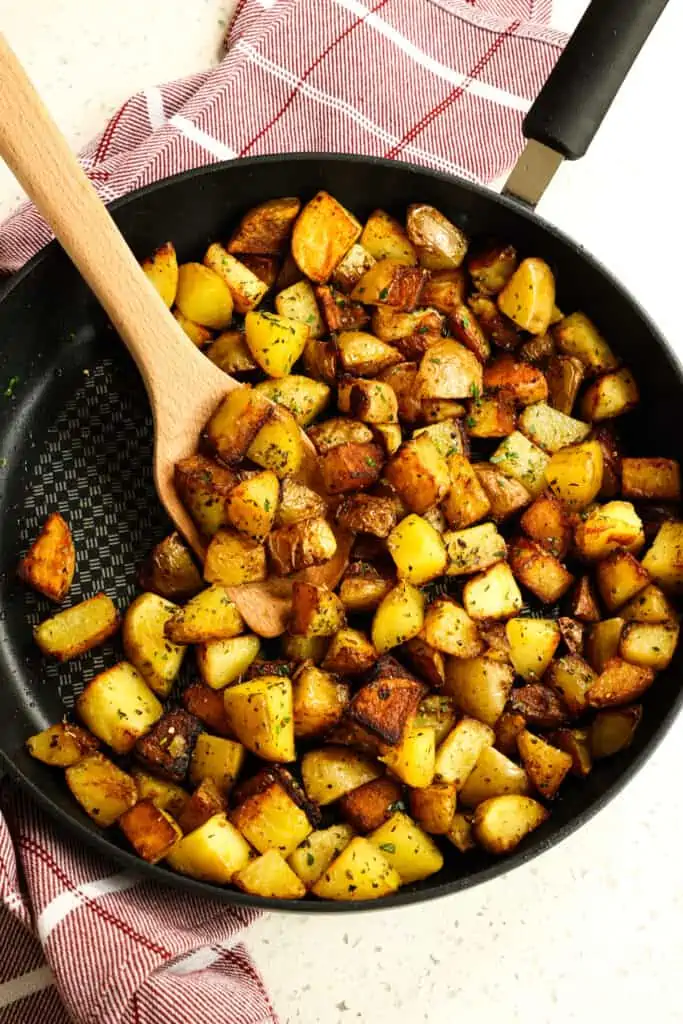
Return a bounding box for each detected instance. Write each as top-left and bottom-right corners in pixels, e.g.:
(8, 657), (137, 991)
(0, 33), (215, 402)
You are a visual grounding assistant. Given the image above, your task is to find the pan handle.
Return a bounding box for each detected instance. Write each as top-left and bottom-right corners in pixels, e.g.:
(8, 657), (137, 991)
(505, 0), (669, 206)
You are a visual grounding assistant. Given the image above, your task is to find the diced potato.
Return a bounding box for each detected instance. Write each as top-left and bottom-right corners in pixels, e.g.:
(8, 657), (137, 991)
(415, 694), (455, 743)
(318, 440), (385, 494)
(18, 512), (75, 603)
(548, 728), (592, 777)
(289, 582), (345, 637)
(447, 812), (476, 853)
(385, 435), (450, 514)
(174, 455), (235, 539)
(580, 367), (639, 421)
(489, 431), (549, 500)
(545, 440), (604, 511)
(332, 242), (376, 292)
(506, 618), (560, 681)
(409, 782), (457, 835)
(204, 528), (267, 587)
(434, 717), (495, 788)
(406, 203), (468, 270)
(346, 380), (399, 424)
(182, 682), (234, 737)
(292, 664), (349, 738)
(244, 310), (309, 379)
(142, 241), (178, 308)
(467, 293), (520, 350)
(132, 769), (189, 819)
(379, 720), (435, 788)
(545, 354), (585, 415)
(400, 637), (446, 690)
(228, 197), (301, 255)
(288, 824), (355, 886)
(423, 599), (483, 658)
(494, 712), (527, 757)
(463, 562), (523, 621)
(621, 458), (681, 501)
(274, 280), (325, 339)
(621, 584), (677, 624)
(568, 575), (602, 623)
(618, 621), (679, 670)
(292, 191), (361, 283)
(205, 386), (273, 466)
(122, 593), (186, 699)
(473, 794), (548, 853)
(590, 705), (642, 759)
(386, 514), (447, 585)
(371, 581), (425, 654)
(231, 777), (312, 856)
(189, 734), (245, 795)
(336, 332), (401, 378)
(196, 635), (261, 690)
(254, 375), (330, 429)
(413, 418), (467, 459)
(444, 522), (507, 575)
(558, 611), (586, 651)
(322, 628), (377, 676)
(335, 493), (401, 539)
(422, 399), (467, 422)
(442, 454), (491, 528)
(417, 339), (483, 400)
(302, 336), (338, 382)
(204, 243), (268, 314)
(545, 654), (596, 714)
(449, 303), (490, 363)
(65, 753), (137, 827)
(177, 777), (226, 834)
(474, 464), (531, 521)
(553, 312), (618, 375)
(368, 812), (443, 883)
(26, 722), (99, 767)
(339, 564), (394, 614)
(575, 501), (644, 561)
(377, 362), (423, 423)
(34, 593), (119, 662)
(444, 656), (515, 727)
(223, 676), (295, 762)
(274, 479), (326, 528)
(134, 708), (201, 783)
(483, 357), (547, 406)
(641, 521), (683, 593)
(520, 493), (572, 559)
(268, 518), (337, 577)
(587, 657), (656, 708)
(468, 242), (517, 295)
(517, 731), (571, 800)
(360, 209), (417, 265)
(175, 262), (233, 329)
(165, 585), (243, 645)
(497, 257), (555, 335)
(138, 533), (203, 603)
(225, 471), (279, 542)
(509, 537), (574, 604)
(173, 308), (213, 347)
(459, 747), (530, 808)
(165, 813), (251, 883)
(518, 402), (590, 453)
(585, 618), (625, 673)
(119, 800), (181, 863)
(351, 258), (426, 309)
(308, 416), (374, 453)
(234, 851), (305, 899)
(595, 551), (650, 611)
(372, 306), (443, 346)
(312, 837), (401, 901)
(301, 746), (381, 805)
(339, 776), (402, 833)
(76, 662), (163, 755)
(350, 661), (426, 746)
(507, 683), (570, 729)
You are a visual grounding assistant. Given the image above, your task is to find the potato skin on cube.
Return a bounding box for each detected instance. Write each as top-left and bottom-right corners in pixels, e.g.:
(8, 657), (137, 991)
(318, 441), (385, 495)
(291, 191), (361, 283)
(406, 203), (468, 271)
(205, 387), (273, 467)
(18, 512), (75, 603)
(385, 435), (449, 514)
(409, 781), (457, 835)
(174, 455), (236, 539)
(417, 338), (483, 401)
(178, 777), (227, 834)
(136, 709), (202, 783)
(268, 518), (337, 576)
(228, 197), (301, 255)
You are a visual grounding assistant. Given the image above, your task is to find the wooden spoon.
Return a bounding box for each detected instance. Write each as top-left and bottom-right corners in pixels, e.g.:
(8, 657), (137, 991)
(0, 34), (348, 637)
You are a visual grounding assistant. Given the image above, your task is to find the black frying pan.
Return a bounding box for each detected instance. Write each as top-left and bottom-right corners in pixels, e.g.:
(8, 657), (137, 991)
(0, 0), (678, 912)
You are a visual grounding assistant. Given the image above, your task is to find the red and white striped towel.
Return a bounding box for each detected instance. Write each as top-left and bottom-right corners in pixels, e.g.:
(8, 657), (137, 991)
(0, 1), (566, 1021)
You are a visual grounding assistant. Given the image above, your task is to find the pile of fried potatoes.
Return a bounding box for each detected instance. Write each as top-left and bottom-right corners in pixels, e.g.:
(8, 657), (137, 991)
(20, 192), (683, 901)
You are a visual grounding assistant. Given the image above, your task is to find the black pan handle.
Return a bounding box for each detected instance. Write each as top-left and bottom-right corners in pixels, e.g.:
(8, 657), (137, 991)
(524, 0), (669, 160)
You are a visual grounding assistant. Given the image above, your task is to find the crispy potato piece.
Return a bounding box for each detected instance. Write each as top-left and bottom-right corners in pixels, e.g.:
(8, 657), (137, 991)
(473, 794), (548, 853)
(316, 284), (369, 332)
(474, 464), (531, 521)
(292, 663), (349, 738)
(554, 312), (618, 376)
(228, 197), (301, 255)
(409, 782), (457, 835)
(519, 493), (571, 559)
(292, 191), (361, 283)
(239, 255), (279, 289)
(585, 618), (625, 674)
(272, 479), (325, 528)
(415, 694), (455, 743)
(138, 533), (203, 602)
(574, 501), (645, 561)
(234, 850), (306, 899)
(580, 367), (639, 421)
(274, 280), (325, 339)
(178, 777), (227, 834)
(398, 638), (444, 690)
(546, 354), (585, 415)
(387, 514), (447, 585)
(449, 303), (490, 363)
(339, 563), (394, 614)
(444, 522), (507, 575)
(182, 682), (234, 737)
(360, 209), (417, 265)
(312, 836), (400, 901)
(175, 262), (233, 329)
(332, 242), (376, 293)
(132, 770), (189, 819)
(641, 521), (683, 593)
(302, 746), (381, 805)
(407, 203), (468, 270)
(385, 435), (449, 514)
(337, 331), (402, 376)
(223, 676), (295, 761)
(351, 258), (427, 309)
(506, 618), (560, 681)
(463, 562), (523, 620)
(442, 454), (491, 528)
(467, 293), (520, 351)
(188, 733), (245, 795)
(135, 709), (201, 783)
(622, 458), (681, 501)
(173, 308), (214, 347)
(26, 722), (99, 767)
(371, 581), (425, 654)
(349, 659), (426, 745)
(547, 727), (592, 777)
(497, 258), (555, 335)
(18, 512), (75, 603)
(568, 575), (601, 623)
(444, 656), (515, 727)
(459, 747), (530, 808)
(255, 375), (330, 427)
(372, 305), (443, 346)
(339, 776), (402, 833)
(417, 338), (483, 400)
(509, 537), (574, 604)
(204, 243), (268, 314)
(377, 362), (423, 423)
(288, 824), (355, 887)
(468, 242), (517, 295)
(77, 662), (162, 755)
(165, 585), (243, 644)
(368, 811), (443, 884)
(447, 812), (476, 852)
(303, 336), (338, 384)
(141, 241), (178, 309)
(204, 528), (267, 586)
(205, 386), (273, 466)
(245, 658), (293, 680)
(595, 550), (650, 611)
(544, 654), (596, 715)
(590, 705), (642, 759)
(621, 583), (676, 623)
(518, 402), (590, 453)
(421, 269), (467, 316)
(346, 380), (399, 424)
(165, 813), (251, 884)
(590, 423), (622, 498)
(174, 455), (235, 539)
(319, 441), (385, 493)
(484, 357), (548, 405)
(422, 399), (467, 422)
(467, 393), (516, 439)
(423, 598), (483, 658)
(336, 494), (401, 539)
(244, 310), (309, 378)
(434, 718), (494, 788)
(225, 470), (279, 541)
(379, 719), (435, 788)
(413, 418), (467, 459)
(507, 683), (570, 729)
(34, 593), (119, 662)
(618, 621), (679, 670)
(119, 800), (181, 864)
(322, 628), (377, 676)
(65, 753), (137, 827)
(308, 416), (374, 453)
(517, 730), (571, 800)
(558, 616), (585, 654)
(196, 635), (261, 689)
(289, 582), (345, 637)
(587, 656), (656, 708)
(546, 440), (604, 511)
(494, 712), (527, 758)
(519, 331), (555, 364)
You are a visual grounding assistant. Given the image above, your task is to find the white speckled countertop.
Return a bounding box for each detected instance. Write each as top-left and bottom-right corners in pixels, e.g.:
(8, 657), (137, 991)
(1, 1), (682, 1021)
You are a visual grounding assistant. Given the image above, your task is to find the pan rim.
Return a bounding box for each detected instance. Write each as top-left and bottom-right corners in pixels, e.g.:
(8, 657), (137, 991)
(2, 151), (682, 913)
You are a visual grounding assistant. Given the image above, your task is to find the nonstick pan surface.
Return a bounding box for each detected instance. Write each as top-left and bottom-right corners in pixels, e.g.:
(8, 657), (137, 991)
(1, 151), (682, 912)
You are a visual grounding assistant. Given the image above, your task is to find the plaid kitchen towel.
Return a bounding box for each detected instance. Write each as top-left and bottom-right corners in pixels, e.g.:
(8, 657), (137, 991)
(0, 1), (567, 1021)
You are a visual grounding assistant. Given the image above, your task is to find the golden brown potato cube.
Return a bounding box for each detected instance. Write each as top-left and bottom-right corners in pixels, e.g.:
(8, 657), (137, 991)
(135, 709), (202, 783)
(351, 258), (428, 310)
(269, 518), (338, 577)
(165, 585), (243, 645)
(288, 824), (355, 887)
(318, 441), (385, 495)
(132, 770), (189, 819)
(18, 512), (75, 603)
(459, 747), (530, 808)
(371, 581), (425, 654)
(517, 730), (571, 800)
(292, 191), (361, 283)
(182, 682), (234, 737)
(234, 850), (306, 899)
(544, 654), (596, 715)
(518, 402), (590, 454)
(165, 813), (251, 884)
(412, 417), (467, 460)
(174, 455), (235, 539)
(119, 799), (181, 863)
(173, 308), (214, 347)
(274, 279), (325, 338)
(497, 258), (555, 335)
(473, 794), (548, 853)
(138, 533), (203, 602)
(618, 621), (679, 670)
(507, 683), (570, 729)
(332, 242), (376, 292)
(226, 470), (279, 541)
(349, 667), (426, 746)
(463, 562), (523, 621)
(205, 386), (273, 466)
(292, 663), (350, 738)
(587, 656), (656, 708)
(558, 616), (585, 655)
(372, 306), (443, 346)
(322, 628), (377, 676)
(413, 695), (454, 744)
(519, 493), (571, 559)
(585, 618), (625, 674)
(434, 717), (495, 788)
(547, 727), (592, 777)
(189, 733), (246, 794)
(421, 268), (467, 315)
(337, 330), (402, 377)
(483, 357), (547, 405)
(467, 293), (520, 351)
(621, 584), (676, 624)
(308, 416), (374, 454)
(385, 435), (449, 514)
(575, 501), (644, 561)
(595, 550), (650, 611)
(474, 464), (531, 521)
(580, 367), (639, 422)
(408, 782), (457, 835)
(302, 336), (338, 384)
(448, 303), (490, 363)
(488, 432), (549, 501)
(204, 243), (268, 314)
(312, 836), (400, 901)
(204, 528), (266, 587)
(368, 811), (443, 884)
(509, 537), (574, 604)
(123, 592), (186, 699)
(196, 635), (261, 690)
(442, 454), (491, 528)
(386, 514), (447, 585)
(376, 362), (422, 424)
(406, 203), (468, 270)
(444, 522), (507, 575)
(444, 656), (515, 727)
(26, 722), (99, 767)
(223, 674), (295, 762)
(506, 618), (561, 682)
(175, 262), (233, 329)
(641, 521), (683, 593)
(467, 242), (517, 295)
(589, 705), (642, 759)
(289, 582), (345, 637)
(494, 712), (527, 758)
(467, 393), (516, 439)
(423, 598), (483, 658)
(178, 777), (227, 834)
(360, 208), (417, 265)
(546, 354), (585, 415)
(378, 718), (436, 788)
(315, 284), (369, 332)
(401, 639), (446, 690)
(422, 397), (469, 423)
(447, 812), (476, 853)
(65, 753), (137, 827)
(339, 563), (394, 614)
(546, 440), (604, 512)
(568, 575), (601, 623)
(553, 311), (618, 376)
(302, 745), (382, 805)
(622, 458), (681, 502)
(228, 197), (301, 255)
(77, 662), (163, 755)
(142, 241), (178, 308)
(274, 479), (326, 529)
(339, 776), (403, 833)
(518, 330), (555, 364)
(417, 338), (483, 400)
(239, 255), (280, 289)
(346, 380), (398, 425)
(335, 494), (401, 540)
(34, 593), (119, 662)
